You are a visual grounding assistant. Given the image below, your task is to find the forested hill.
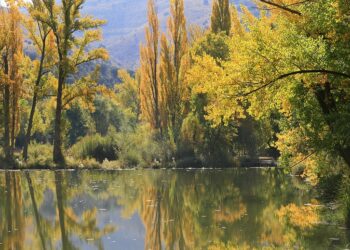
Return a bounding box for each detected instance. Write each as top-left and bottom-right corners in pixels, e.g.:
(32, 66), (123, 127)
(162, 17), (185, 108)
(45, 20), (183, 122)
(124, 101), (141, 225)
(19, 0), (255, 85)
(24, 40), (123, 87)
(83, 0), (255, 70)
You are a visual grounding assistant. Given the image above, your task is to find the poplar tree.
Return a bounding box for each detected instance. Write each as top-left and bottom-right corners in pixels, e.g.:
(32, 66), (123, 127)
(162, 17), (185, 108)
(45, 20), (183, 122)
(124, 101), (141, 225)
(160, 0), (188, 144)
(0, 3), (23, 163)
(211, 0), (231, 36)
(37, 0), (109, 165)
(140, 0), (162, 133)
(22, 0), (54, 161)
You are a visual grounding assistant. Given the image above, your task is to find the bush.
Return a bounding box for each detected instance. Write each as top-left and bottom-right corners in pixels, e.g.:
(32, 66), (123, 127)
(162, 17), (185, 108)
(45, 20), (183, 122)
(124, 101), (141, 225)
(71, 133), (118, 163)
(317, 174), (343, 203)
(116, 124), (171, 168)
(70, 124), (173, 168)
(27, 143), (53, 168)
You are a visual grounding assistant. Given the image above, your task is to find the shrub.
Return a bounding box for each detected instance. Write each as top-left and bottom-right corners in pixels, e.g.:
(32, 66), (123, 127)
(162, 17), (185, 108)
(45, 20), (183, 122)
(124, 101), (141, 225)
(317, 174), (343, 203)
(27, 143), (54, 168)
(101, 159), (121, 169)
(116, 124), (171, 168)
(71, 134), (118, 163)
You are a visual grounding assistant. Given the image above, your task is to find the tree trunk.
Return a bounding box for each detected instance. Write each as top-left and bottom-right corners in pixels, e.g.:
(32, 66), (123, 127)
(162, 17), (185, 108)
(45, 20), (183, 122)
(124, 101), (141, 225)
(12, 173), (24, 250)
(11, 89), (16, 150)
(5, 172), (12, 233)
(3, 55), (12, 163)
(23, 40), (46, 161)
(53, 74), (65, 165)
(25, 171), (47, 250)
(55, 171), (69, 250)
(22, 92), (37, 161)
(314, 82), (350, 168)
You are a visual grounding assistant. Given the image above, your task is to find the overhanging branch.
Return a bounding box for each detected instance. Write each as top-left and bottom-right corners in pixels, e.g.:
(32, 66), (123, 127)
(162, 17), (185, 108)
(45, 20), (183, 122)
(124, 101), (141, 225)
(259, 0), (302, 16)
(242, 69), (350, 96)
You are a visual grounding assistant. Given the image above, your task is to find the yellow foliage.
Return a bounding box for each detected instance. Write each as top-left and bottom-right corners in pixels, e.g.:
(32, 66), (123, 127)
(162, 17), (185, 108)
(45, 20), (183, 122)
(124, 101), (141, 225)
(277, 202), (320, 229)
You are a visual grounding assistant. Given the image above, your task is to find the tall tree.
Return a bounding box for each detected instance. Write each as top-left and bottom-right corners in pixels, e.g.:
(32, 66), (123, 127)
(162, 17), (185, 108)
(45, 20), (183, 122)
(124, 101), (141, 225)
(0, 3), (23, 163)
(37, 0), (108, 165)
(188, 2), (350, 169)
(160, 0), (188, 144)
(0, 8), (12, 162)
(116, 69), (141, 123)
(211, 0), (231, 36)
(22, 0), (54, 161)
(140, 0), (162, 133)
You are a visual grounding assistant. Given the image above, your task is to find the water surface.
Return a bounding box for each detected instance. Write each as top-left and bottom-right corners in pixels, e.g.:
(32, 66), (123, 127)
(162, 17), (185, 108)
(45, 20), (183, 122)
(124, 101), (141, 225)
(0, 168), (348, 249)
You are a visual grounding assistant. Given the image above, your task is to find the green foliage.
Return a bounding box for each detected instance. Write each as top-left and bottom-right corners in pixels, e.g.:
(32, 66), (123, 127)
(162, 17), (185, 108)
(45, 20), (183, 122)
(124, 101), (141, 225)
(317, 174), (343, 203)
(192, 31), (230, 62)
(187, 1), (350, 174)
(116, 124), (172, 168)
(92, 95), (124, 136)
(317, 172), (350, 227)
(71, 133), (118, 163)
(115, 69), (140, 128)
(66, 103), (94, 145)
(26, 143), (53, 168)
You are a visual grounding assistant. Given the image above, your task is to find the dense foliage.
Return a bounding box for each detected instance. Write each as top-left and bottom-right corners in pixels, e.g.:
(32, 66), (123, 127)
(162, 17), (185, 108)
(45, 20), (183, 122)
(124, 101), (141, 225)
(0, 0), (349, 171)
(1, 0), (350, 229)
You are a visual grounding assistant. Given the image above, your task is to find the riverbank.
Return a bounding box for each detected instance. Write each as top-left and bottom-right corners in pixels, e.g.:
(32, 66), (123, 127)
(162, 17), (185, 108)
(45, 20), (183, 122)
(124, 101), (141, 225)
(0, 155), (280, 170)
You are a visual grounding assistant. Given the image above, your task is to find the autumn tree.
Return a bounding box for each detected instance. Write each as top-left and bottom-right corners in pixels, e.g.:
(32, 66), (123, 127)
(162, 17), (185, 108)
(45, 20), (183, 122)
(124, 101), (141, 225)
(210, 0), (231, 36)
(36, 0), (109, 165)
(116, 69), (141, 124)
(189, 2), (350, 170)
(185, 30), (238, 165)
(160, 0), (188, 144)
(22, 0), (55, 161)
(0, 3), (23, 163)
(140, 0), (162, 133)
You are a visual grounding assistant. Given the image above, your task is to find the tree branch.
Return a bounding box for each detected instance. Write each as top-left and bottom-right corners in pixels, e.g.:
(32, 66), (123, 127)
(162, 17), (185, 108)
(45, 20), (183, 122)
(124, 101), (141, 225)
(75, 56), (101, 67)
(258, 0), (302, 16)
(242, 69), (350, 96)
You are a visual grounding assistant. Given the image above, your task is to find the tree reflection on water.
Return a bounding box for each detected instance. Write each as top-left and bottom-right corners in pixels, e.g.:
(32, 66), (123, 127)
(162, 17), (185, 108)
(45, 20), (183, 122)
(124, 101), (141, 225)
(0, 169), (348, 249)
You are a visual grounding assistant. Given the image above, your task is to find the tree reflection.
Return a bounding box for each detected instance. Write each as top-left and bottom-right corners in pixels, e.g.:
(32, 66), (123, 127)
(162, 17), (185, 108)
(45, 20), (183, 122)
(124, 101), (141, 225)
(114, 170), (248, 249)
(54, 171), (115, 250)
(0, 172), (25, 250)
(25, 171), (47, 250)
(0, 169), (348, 249)
(0, 171), (115, 250)
(114, 169), (349, 249)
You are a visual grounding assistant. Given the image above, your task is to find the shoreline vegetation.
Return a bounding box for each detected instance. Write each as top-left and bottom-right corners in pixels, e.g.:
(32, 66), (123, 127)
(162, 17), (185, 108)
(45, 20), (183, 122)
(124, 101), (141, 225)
(1, 0), (350, 225)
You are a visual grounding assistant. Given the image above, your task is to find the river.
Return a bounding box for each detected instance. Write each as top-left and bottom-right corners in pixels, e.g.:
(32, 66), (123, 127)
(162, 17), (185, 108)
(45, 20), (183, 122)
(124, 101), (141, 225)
(0, 168), (348, 249)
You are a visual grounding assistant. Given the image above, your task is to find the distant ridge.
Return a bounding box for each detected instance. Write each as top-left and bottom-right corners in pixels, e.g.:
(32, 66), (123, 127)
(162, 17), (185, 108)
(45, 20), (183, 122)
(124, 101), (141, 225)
(3, 0), (255, 71)
(83, 0), (255, 70)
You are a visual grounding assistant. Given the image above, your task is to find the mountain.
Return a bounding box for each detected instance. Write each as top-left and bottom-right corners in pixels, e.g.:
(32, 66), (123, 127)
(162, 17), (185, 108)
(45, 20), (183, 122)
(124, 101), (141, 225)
(83, 0), (255, 70)
(2, 0), (255, 72)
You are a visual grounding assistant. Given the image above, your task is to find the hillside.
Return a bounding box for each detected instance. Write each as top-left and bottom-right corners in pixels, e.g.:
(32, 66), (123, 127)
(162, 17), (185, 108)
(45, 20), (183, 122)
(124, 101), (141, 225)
(83, 0), (255, 69)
